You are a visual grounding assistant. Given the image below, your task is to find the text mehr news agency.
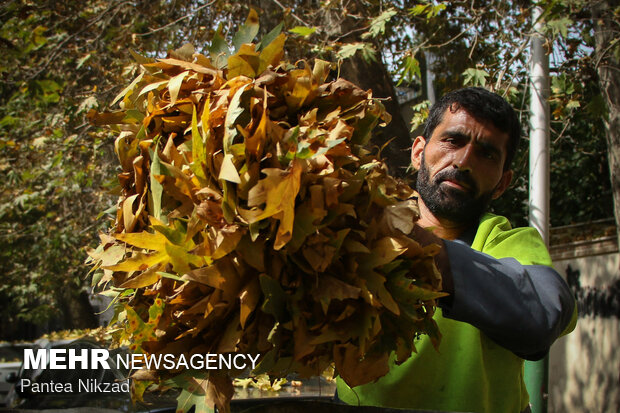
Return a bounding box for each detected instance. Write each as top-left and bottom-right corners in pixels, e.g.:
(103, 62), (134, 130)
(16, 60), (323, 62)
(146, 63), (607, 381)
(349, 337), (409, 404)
(18, 348), (260, 394)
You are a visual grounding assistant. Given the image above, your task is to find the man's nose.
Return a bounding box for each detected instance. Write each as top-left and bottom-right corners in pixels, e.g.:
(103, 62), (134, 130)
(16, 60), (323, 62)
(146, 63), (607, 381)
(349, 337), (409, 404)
(453, 144), (474, 171)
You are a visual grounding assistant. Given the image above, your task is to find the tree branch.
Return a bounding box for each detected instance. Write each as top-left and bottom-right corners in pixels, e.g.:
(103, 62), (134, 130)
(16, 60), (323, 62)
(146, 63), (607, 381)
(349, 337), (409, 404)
(27, 0), (133, 81)
(495, 36), (530, 90)
(270, 0), (309, 27)
(136, 0), (216, 37)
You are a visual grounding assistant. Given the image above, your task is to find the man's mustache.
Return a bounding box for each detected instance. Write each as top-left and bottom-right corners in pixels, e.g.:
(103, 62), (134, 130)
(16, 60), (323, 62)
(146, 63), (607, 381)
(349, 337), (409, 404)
(434, 168), (478, 194)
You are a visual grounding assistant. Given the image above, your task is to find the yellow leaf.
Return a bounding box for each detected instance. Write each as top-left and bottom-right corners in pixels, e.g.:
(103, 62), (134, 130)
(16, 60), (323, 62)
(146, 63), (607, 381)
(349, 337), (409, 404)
(114, 133), (140, 172)
(218, 153), (241, 183)
(138, 80), (168, 98)
(165, 241), (203, 275)
(212, 229), (243, 260)
(245, 90), (268, 158)
(87, 109), (126, 126)
(363, 270), (400, 315)
(312, 59), (331, 84)
(168, 70), (189, 105)
(200, 95), (211, 135)
(183, 265), (226, 288)
(191, 106), (207, 181)
(115, 230), (168, 251)
(381, 199), (419, 235)
(103, 251), (166, 272)
(244, 160), (302, 249)
(227, 44), (260, 79)
(157, 57), (218, 75)
(343, 238), (371, 253)
(258, 33), (285, 74)
(406, 284), (449, 301)
(285, 69), (313, 110)
(119, 264), (162, 288)
(239, 278), (260, 328)
(227, 55), (255, 79)
(122, 193), (145, 233)
(112, 72), (144, 106)
(364, 236), (408, 269)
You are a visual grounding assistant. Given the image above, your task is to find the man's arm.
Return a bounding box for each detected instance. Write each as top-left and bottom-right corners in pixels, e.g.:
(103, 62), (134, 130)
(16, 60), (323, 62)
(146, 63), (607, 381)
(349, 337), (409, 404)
(413, 226), (576, 360)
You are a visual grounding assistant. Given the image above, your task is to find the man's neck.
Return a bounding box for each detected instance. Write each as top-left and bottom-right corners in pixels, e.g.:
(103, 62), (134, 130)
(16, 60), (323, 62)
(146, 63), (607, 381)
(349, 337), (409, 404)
(416, 198), (472, 241)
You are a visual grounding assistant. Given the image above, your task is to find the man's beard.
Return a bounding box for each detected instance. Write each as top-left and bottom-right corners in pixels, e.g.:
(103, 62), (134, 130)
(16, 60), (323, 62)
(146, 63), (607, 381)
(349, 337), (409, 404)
(416, 153), (494, 224)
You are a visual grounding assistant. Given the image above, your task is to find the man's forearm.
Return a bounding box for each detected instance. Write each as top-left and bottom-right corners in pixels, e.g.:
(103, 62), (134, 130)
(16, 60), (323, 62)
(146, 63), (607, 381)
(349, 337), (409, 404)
(439, 240), (576, 359)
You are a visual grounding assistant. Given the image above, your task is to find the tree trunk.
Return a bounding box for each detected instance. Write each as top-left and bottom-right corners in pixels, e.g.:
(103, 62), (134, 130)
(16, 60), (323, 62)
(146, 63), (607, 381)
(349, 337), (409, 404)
(338, 55), (413, 178)
(593, 0), (620, 255)
(325, 7), (412, 178)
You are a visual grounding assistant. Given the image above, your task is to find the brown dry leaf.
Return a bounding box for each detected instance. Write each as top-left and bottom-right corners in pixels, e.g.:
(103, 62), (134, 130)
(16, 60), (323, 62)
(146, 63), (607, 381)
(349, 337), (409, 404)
(244, 160), (302, 249)
(333, 344), (390, 388)
(88, 26), (446, 413)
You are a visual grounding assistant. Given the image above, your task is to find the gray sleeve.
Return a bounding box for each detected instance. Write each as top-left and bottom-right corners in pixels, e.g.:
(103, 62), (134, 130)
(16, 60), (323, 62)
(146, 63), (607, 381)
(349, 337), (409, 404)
(440, 239), (576, 360)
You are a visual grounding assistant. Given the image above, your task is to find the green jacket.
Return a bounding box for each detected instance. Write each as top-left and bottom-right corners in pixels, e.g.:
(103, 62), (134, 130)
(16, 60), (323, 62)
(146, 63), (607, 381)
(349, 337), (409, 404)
(336, 213), (577, 413)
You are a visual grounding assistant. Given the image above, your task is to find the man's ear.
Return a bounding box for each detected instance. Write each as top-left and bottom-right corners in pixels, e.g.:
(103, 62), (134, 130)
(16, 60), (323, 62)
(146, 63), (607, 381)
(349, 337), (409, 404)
(492, 169), (514, 200)
(411, 136), (426, 170)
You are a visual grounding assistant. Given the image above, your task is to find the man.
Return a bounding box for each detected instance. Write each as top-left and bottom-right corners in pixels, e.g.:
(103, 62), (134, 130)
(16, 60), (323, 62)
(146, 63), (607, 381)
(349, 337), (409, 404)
(336, 87), (577, 413)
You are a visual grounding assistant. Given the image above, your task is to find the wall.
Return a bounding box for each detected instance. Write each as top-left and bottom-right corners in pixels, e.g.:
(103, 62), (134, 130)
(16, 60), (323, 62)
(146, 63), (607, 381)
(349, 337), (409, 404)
(548, 234), (620, 413)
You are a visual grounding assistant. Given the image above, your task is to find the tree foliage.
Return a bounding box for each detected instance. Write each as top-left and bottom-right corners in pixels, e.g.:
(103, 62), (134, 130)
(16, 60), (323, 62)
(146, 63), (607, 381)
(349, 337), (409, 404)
(0, 0), (250, 339)
(0, 0), (617, 341)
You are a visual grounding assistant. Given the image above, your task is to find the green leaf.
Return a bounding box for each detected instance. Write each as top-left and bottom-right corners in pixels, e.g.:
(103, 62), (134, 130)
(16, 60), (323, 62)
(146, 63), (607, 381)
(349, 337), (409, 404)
(157, 272), (185, 281)
(289, 26), (317, 37)
(397, 55), (421, 86)
(546, 17), (573, 38)
(409, 4), (428, 16)
(224, 84), (251, 154)
(361, 43), (377, 62)
(171, 372), (216, 413)
(408, 4), (445, 19)
(462, 68), (489, 87)
(337, 42), (377, 62)
(0, 115), (17, 127)
(76, 53), (92, 69)
(232, 8), (259, 52)
(337, 43), (365, 60)
(258, 22), (284, 50)
(428, 4), (446, 18)
(368, 9), (397, 38)
(409, 99), (431, 132)
(191, 106), (207, 181)
(258, 33), (285, 74)
(112, 72), (144, 106)
(209, 29), (230, 69)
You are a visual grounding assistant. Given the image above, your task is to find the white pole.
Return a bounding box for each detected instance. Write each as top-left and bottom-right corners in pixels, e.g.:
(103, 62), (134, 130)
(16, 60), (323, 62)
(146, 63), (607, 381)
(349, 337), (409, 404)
(424, 51), (436, 105)
(526, 4), (550, 413)
(529, 6), (550, 244)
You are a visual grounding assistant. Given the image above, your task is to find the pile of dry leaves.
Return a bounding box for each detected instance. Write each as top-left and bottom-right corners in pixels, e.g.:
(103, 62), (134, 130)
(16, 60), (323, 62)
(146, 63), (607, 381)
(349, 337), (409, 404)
(87, 15), (445, 413)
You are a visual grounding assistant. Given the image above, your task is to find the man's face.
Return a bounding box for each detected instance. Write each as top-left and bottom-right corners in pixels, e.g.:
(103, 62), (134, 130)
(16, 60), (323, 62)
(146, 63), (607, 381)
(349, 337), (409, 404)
(411, 108), (513, 224)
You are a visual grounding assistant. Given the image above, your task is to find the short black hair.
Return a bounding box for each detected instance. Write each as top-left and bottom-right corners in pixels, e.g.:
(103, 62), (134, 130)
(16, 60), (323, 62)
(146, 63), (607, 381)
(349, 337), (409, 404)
(422, 87), (521, 171)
